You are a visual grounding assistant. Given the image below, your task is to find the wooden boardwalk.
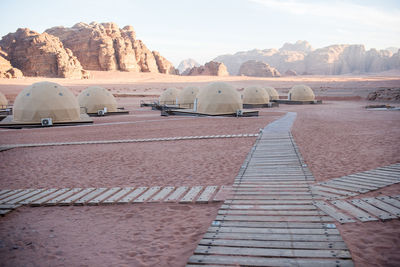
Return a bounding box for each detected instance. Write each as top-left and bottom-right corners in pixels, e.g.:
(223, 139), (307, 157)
(188, 112), (354, 266)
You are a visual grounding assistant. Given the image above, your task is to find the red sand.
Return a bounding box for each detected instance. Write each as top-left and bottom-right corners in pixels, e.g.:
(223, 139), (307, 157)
(0, 74), (400, 267)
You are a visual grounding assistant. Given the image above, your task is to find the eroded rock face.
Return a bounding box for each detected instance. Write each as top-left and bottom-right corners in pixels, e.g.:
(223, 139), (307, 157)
(0, 49), (23, 78)
(285, 69), (297, 76)
(184, 61), (229, 76)
(214, 41), (400, 75)
(238, 60), (280, 77)
(46, 22), (175, 74)
(153, 51), (178, 74)
(367, 88), (400, 102)
(0, 28), (87, 78)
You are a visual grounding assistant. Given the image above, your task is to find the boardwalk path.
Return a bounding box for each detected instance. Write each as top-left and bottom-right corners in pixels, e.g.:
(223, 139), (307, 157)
(188, 112), (354, 266)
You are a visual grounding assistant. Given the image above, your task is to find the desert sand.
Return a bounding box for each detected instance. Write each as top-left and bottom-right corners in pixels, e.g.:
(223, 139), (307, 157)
(0, 72), (399, 266)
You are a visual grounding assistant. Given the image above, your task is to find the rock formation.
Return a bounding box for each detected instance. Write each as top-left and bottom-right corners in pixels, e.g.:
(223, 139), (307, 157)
(285, 69), (297, 76)
(238, 60), (280, 77)
(184, 61), (229, 76)
(214, 41), (400, 75)
(0, 28), (88, 78)
(0, 49), (23, 78)
(46, 22), (176, 74)
(367, 88), (400, 102)
(177, 58), (200, 74)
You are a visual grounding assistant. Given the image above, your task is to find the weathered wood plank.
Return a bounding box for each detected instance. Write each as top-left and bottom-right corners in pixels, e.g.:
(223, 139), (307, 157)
(118, 187), (147, 203)
(103, 187), (135, 204)
(30, 188), (71, 206)
(19, 189), (59, 205)
(188, 255), (354, 267)
(325, 180), (377, 190)
(6, 189), (45, 204)
(0, 204), (21, 210)
(318, 183), (366, 193)
(0, 209), (13, 216)
(45, 188), (83, 205)
(198, 239), (347, 250)
(340, 176), (391, 187)
(311, 190), (343, 199)
(330, 179), (381, 189)
(0, 189), (25, 201)
(313, 201), (355, 223)
(194, 245), (351, 259)
(58, 188), (96, 205)
(197, 186), (218, 203)
(211, 220), (334, 229)
(229, 199), (315, 205)
(331, 200), (378, 222)
(362, 197), (400, 217)
(349, 173), (398, 183)
(149, 187), (175, 202)
(0, 189), (34, 204)
(0, 189), (12, 198)
(376, 196), (400, 209)
(203, 232), (343, 241)
(87, 187), (122, 205)
(215, 215), (333, 222)
(218, 209), (321, 216)
(350, 199), (397, 220)
(207, 226), (339, 235)
(180, 186), (203, 203)
(165, 186), (188, 202)
(74, 188), (108, 205)
(311, 185), (357, 196)
(133, 187), (161, 203)
(220, 204), (316, 210)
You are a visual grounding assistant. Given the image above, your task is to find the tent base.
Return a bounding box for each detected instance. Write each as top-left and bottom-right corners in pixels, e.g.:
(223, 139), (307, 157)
(273, 99), (322, 105)
(243, 102), (279, 109)
(161, 109), (259, 117)
(87, 110), (130, 117)
(0, 115), (93, 129)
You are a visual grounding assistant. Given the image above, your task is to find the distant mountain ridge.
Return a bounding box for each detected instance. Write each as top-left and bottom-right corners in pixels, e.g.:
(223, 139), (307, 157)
(177, 58), (200, 74)
(214, 41), (400, 75)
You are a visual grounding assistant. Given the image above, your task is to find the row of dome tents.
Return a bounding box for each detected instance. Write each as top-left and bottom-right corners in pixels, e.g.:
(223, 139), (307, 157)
(157, 82), (319, 116)
(0, 82), (128, 128)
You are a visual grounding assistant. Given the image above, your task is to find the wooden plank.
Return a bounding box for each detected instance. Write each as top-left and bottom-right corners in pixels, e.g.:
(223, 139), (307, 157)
(0, 204), (21, 210)
(0, 189), (25, 201)
(350, 199), (397, 220)
(211, 220), (334, 229)
(19, 189), (59, 205)
(311, 185), (357, 196)
(215, 215), (333, 222)
(149, 187), (175, 202)
(6, 189), (45, 204)
(220, 204), (316, 210)
(319, 182), (366, 193)
(368, 169), (400, 177)
(229, 200), (314, 205)
(194, 245), (351, 259)
(0, 189), (12, 198)
(218, 209), (321, 216)
(87, 187), (122, 205)
(230, 195), (314, 200)
(376, 196), (400, 209)
(331, 200), (378, 222)
(333, 177), (388, 188)
(350, 173), (398, 182)
(362, 197), (400, 217)
(0, 209), (13, 216)
(341, 176), (391, 186)
(133, 187), (161, 203)
(180, 186), (203, 203)
(196, 186), (218, 203)
(313, 201), (355, 223)
(187, 255), (354, 267)
(118, 187), (147, 203)
(0, 189), (34, 204)
(198, 239), (347, 250)
(325, 180), (377, 190)
(74, 188), (108, 205)
(234, 191), (310, 195)
(362, 171), (399, 180)
(207, 226), (339, 235)
(203, 232), (343, 241)
(165, 186), (188, 202)
(30, 188), (71, 206)
(311, 190), (343, 199)
(58, 188), (96, 205)
(103, 187), (135, 204)
(45, 188), (83, 205)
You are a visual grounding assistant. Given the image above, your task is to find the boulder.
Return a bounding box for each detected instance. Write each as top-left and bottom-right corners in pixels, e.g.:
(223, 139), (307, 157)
(46, 22), (175, 74)
(0, 28), (87, 78)
(238, 60), (280, 77)
(184, 61), (229, 76)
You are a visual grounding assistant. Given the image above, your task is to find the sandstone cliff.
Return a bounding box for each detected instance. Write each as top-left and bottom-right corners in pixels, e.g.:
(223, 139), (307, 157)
(214, 41), (400, 75)
(0, 49), (23, 78)
(238, 60), (280, 77)
(46, 22), (176, 74)
(183, 61), (229, 76)
(0, 28), (88, 78)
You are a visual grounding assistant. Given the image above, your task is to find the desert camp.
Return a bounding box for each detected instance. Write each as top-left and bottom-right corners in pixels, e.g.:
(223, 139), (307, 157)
(0, 1), (400, 267)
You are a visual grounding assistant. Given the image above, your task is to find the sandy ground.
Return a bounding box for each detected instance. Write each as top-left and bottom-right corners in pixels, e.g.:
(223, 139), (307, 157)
(0, 73), (400, 267)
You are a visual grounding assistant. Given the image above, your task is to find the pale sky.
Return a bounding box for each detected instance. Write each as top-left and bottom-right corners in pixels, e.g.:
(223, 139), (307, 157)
(1, 0), (399, 66)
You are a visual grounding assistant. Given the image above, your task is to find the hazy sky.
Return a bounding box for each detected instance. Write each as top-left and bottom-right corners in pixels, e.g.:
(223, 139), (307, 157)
(1, 0), (399, 66)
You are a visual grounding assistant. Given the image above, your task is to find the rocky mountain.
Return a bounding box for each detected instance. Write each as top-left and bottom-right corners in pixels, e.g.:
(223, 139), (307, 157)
(177, 58), (200, 74)
(45, 22), (177, 74)
(183, 61), (229, 76)
(0, 28), (88, 78)
(214, 41), (400, 76)
(0, 48), (23, 78)
(238, 60), (280, 77)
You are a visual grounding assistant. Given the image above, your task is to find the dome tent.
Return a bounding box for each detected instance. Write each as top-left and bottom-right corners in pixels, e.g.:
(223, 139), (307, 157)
(288, 85), (315, 101)
(243, 86), (270, 105)
(0, 92), (8, 108)
(159, 88), (179, 105)
(0, 81), (92, 127)
(177, 86), (199, 108)
(196, 82), (242, 115)
(78, 86), (118, 114)
(264, 86), (279, 101)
